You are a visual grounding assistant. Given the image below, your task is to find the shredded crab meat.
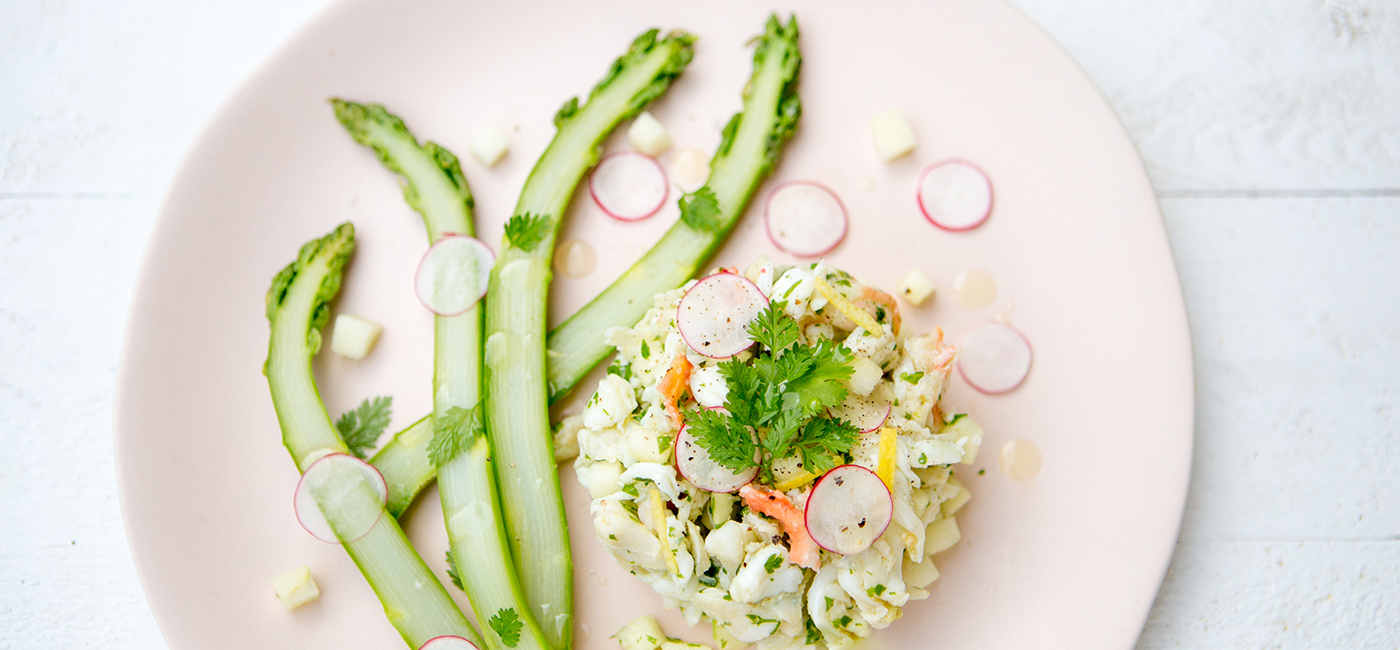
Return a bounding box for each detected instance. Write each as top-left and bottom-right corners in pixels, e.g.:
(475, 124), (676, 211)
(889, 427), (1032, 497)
(574, 260), (983, 649)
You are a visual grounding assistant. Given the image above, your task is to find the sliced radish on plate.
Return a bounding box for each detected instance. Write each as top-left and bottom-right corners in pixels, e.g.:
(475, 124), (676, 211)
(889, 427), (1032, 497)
(675, 423), (759, 493)
(917, 159), (993, 231)
(957, 321), (1032, 394)
(414, 234), (494, 316)
(589, 151), (669, 221)
(830, 393), (892, 433)
(764, 180), (848, 257)
(293, 453), (388, 544)
(804, 464), (893, 555)
(676, 273), (768, 358)
(420, 636), (481, 650)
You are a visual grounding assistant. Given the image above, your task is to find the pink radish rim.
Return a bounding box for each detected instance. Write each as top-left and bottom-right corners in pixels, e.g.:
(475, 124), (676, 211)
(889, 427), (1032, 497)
(916, 158), (994, 232)
(803, 464), (893, 554)
(419, 636), (481, 650)
(413, 234), (494, 317)
(674, 420), (758, 493)
(588, 150), (669, 221)
(293, 452), (388, 545)
(763, 180), (849, 258)
(675, 273), (769, 359)
(956, 320), (1033, 395)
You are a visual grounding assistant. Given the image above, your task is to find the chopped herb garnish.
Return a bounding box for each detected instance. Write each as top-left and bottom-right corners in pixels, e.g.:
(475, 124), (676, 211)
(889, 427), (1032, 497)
(900, 371), (924, 384)
(763, 554), (782, 574)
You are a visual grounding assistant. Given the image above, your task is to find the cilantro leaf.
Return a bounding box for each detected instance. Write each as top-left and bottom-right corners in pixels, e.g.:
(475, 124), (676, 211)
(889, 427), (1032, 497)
(428, 403), (485, 467)
(679, 186), (722, 231)
(763, 553), (782, 574)
(900, 371), (924, 384)
(503, 213), (551, 252)
(760, 397), (804, 461)
(747, 300), (799, 355)
(334, 395), (393, 460)
(687, 407), (758, 473)
(716, 358), (763, 424)
(445, 549), (464, 591)
(784, 340), (853, 414)
(489, 607), (524, 648)
(793, 417), (858, 475)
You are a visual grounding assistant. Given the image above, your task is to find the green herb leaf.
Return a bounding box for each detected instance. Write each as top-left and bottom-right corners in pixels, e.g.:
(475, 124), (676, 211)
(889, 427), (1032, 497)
(784, 340), (853, 414)
(686, 407), (759, 473)
(428, 403), (485, 467)
(444, 549), (464, 591)
(805, 619), (823, 645)
(504, 213), (551, 252)
(489, 607), (524, 648)
(900, 371), (924, 384)
(867, 583), (887, 597)
(640, 339), (651, 359)
(334, 395), (393, 460)
(679, 186), (723, 232)
(763, 554), (782, 574)
(747, 300), (799, 355)
(793, 417), (857, 475)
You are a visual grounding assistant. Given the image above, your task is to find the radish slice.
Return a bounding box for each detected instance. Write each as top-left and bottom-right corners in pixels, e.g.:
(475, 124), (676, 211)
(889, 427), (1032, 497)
(676, 273), (768, 358)
(917, 159), (993, 231)
(414, 234), (494, 316)
(293, 453), (388, 544)
(764, 181), (848, 257)
(589, 151), (669, 221)
(830, 393), (891, 433)
(804, 465), (893, 555)
(957, 321), (1032, 394)
(675, 423), (759, 493)
(420, 636), (481, 650)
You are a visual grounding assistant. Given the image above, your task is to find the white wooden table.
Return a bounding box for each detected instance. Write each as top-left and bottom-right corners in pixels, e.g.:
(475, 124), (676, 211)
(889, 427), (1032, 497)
(2, 0), (1396, 647)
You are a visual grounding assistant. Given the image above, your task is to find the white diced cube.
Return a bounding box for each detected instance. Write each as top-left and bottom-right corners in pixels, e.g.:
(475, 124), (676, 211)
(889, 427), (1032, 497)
(470, 125), (510, 167)
(869, 109), (917, 161)
(628, 111), (672, 156)
(614, 614), (665, 650)
(897, 270), (936, 306)
(271, 566), (319, 611)
(847, 356), (884, 396)
(330, 313), (383, 360)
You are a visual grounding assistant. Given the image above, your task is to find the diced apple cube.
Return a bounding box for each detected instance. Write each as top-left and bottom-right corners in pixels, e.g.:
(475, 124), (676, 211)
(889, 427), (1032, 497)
(271, 565), (319, 611)
(869, 109), (916, 161)
(897, 270), (935, 306)
(330, 313), (383, 360)
(470, 125), (510, 167)
(613, 614), (665, 650)
(901, 554), (940, 589)
(847, 356), (883, 396)
(924, 517), (962, 555)
(628, 112), (673, 156)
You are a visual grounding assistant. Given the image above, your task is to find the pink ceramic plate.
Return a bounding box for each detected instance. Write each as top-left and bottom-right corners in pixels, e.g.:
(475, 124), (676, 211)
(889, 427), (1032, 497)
(115, 1), (1193, 649)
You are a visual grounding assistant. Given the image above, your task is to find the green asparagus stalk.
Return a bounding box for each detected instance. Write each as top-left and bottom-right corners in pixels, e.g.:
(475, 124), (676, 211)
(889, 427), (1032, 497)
(331, 100), (552, 650)
(546, 14), (801, 400)
(263, 223), (483, 649)
(370, 14), (802, 520)
(485, 29), (695, 648)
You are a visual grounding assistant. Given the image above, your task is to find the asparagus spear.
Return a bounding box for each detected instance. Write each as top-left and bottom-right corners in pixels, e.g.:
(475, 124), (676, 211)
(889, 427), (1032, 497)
(370, 14), (802, 519)
(332, 100), (550, 650)
(546, 14), (802, 400)
(263, 223), (483, 649)
(485, 29), (695, 647)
